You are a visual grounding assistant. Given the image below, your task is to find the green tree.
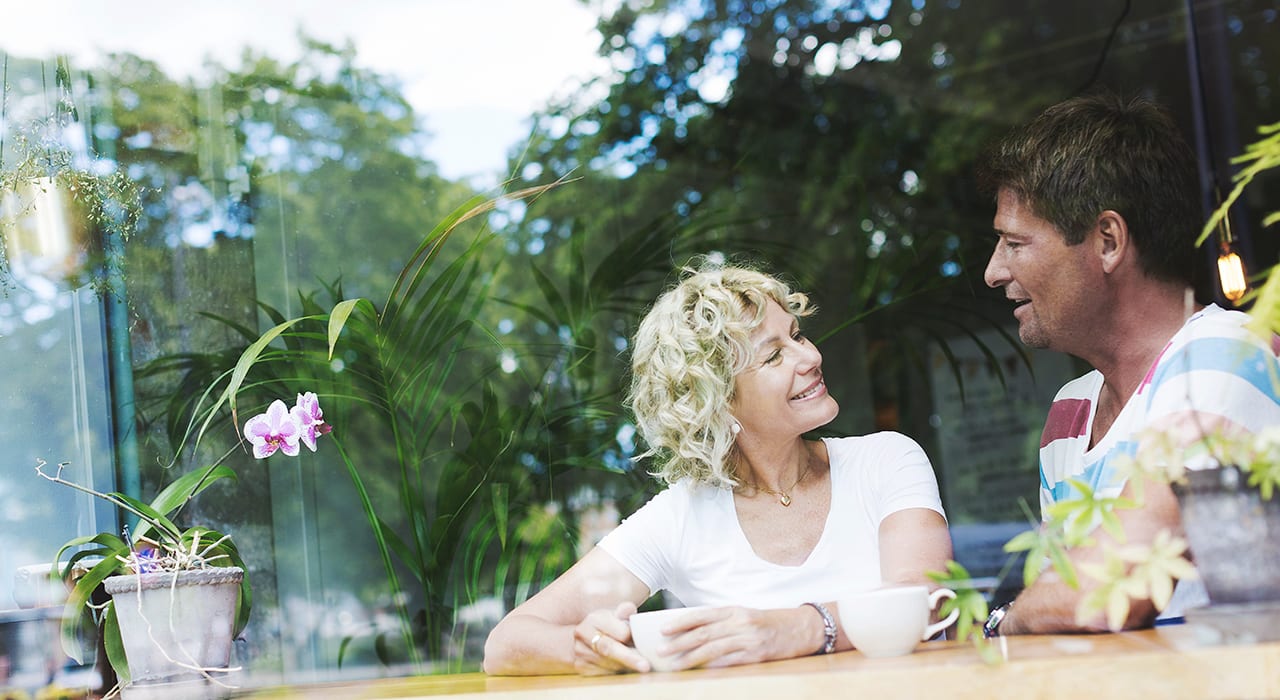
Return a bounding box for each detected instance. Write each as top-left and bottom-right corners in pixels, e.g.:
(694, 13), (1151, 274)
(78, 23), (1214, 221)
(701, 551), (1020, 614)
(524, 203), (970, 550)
(89, 39), (496, 669)
(501, 0), (1044, 456)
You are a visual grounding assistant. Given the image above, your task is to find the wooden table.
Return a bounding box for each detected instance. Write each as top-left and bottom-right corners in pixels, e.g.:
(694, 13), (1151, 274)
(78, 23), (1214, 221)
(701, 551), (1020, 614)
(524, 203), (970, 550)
(236, 625), (1280, 700)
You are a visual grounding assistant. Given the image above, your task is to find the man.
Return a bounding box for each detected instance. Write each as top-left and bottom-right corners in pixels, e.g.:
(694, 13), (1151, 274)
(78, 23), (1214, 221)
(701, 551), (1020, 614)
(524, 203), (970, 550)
(977, 93), (1280, 635)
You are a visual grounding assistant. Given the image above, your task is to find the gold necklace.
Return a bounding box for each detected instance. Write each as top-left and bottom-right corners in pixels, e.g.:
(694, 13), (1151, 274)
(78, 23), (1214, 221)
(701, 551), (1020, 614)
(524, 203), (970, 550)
(740, 459), (813, 507)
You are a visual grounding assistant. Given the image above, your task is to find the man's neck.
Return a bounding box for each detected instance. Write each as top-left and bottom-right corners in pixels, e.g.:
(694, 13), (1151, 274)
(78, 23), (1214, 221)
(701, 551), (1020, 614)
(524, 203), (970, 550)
(1085, 285), (1200, 439)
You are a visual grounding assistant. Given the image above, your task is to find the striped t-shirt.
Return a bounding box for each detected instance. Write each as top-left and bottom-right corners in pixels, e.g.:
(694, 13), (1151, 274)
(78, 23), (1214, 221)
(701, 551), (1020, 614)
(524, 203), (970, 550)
(1039, 304), (1280, 510)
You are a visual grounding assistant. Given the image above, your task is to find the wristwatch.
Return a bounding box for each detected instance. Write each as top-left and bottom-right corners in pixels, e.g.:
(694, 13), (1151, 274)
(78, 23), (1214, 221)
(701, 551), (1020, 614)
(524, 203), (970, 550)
(804, 602), (838, 654)
(983, 601), (1013, 638)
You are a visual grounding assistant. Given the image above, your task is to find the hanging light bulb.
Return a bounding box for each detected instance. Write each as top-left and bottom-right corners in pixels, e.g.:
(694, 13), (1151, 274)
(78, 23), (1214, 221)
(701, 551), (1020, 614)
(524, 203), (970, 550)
(1212, 196), (1248, 304)
(1218, 247), (1247, 303)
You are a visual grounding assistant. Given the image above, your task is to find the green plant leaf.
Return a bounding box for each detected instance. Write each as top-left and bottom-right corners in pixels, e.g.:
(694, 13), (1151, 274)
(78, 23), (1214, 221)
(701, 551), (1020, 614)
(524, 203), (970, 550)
(377, 516), (420, 583)
(1097, 508), (1128, 542)
(492, 483), (510, 549)
(338, 635), (355, 669)
(112, 491), (183, 545)
(1047, 539), (1080, 589)
(1106, 587), (1131, 631)
(58, 538), (130, 663)
(102, 602), (129, 685)
(1002, 530), (1040, 553)
(374, 631), (393, 667)
(197, 314), (317, 440)
(329, 436), (418, 664)
(147, 463), (238, 521)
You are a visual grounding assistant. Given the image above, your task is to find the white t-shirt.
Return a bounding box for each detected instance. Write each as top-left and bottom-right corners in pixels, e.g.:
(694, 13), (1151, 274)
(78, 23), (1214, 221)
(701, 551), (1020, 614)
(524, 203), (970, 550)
(597, 433), (946, 609)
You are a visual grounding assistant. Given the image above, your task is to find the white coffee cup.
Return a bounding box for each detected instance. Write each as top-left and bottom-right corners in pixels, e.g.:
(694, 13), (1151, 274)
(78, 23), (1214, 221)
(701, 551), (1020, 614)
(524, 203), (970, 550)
(628, 606), (712, 671)
(838, 585), (958, 658)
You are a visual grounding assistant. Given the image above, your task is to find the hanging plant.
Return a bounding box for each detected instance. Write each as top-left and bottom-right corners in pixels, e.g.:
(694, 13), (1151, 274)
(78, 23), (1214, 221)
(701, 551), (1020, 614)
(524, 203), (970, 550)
(0, 131), (142, 295)
(1, 52), (143, 296)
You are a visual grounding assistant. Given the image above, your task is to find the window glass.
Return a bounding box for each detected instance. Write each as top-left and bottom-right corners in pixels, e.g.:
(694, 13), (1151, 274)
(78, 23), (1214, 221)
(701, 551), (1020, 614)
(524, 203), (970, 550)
(1, 0), (1277, 691)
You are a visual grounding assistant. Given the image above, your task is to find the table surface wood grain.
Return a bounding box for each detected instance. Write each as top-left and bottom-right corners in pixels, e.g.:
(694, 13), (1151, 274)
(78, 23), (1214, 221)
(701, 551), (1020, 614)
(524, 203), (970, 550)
(234, 624), (1280, 700)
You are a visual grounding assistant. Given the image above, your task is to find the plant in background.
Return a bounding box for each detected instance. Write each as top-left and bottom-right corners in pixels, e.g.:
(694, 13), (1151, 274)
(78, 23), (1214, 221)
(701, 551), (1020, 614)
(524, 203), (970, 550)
(143, 182), (579, 669)
(1200, 119), (1280, 336)
(998, 465), (1198, 632)
(139, 179), (765, 670)
(39, 391), (328, 690)
(926, 561), (1003, 663)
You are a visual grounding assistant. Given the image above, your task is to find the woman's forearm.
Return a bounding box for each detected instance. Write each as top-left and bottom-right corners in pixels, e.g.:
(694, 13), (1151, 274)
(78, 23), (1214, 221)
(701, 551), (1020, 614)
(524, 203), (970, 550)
(483, 614), (578, 676)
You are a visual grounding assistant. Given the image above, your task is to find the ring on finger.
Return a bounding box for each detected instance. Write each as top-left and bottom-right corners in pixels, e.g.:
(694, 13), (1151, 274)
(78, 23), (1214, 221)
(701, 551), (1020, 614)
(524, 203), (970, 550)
(590, 633), (603, 654)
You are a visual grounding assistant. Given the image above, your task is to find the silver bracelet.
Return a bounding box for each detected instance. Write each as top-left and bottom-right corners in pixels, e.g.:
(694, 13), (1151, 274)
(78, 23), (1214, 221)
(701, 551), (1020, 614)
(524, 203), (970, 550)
(803, 602), (837, 654)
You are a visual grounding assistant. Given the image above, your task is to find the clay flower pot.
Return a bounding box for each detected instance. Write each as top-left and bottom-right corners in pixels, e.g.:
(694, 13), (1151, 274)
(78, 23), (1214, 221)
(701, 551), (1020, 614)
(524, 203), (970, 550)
(103, 566), (244, 695)
(1174, 466), (1280, 605)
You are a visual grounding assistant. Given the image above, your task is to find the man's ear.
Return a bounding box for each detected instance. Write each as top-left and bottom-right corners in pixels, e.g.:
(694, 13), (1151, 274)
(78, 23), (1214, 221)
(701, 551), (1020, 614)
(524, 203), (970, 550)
(1095, 210), (1129, 274)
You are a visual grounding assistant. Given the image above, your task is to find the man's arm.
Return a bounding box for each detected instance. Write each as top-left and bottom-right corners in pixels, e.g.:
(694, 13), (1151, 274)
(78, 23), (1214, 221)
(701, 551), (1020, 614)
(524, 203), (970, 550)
(1000, 476), (1183, 635)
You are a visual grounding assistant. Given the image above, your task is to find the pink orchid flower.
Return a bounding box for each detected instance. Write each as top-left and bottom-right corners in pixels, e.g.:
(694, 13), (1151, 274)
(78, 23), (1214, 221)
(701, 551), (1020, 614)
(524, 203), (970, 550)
(290, 391), (331, 452)
(243, 399), (302, 458)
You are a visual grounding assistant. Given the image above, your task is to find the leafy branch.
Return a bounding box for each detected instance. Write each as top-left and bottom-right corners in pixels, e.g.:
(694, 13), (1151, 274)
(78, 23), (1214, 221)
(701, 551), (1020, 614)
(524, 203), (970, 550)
(925, 561), (1002, 664)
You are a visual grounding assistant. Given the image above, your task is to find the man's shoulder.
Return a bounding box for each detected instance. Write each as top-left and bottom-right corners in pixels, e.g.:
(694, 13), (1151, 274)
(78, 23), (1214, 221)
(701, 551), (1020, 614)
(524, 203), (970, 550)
(1153, 304), (1280, 379)
(1137, 304), (1280, 429)
(1173, 304), (1280, 353)
(1180, 303), (1256, 340)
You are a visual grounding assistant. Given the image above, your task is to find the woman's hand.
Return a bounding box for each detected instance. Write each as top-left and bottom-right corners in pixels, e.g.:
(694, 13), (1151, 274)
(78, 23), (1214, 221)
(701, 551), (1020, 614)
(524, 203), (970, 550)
(573, 602), (652, 675)
(651, 606), (815, 670)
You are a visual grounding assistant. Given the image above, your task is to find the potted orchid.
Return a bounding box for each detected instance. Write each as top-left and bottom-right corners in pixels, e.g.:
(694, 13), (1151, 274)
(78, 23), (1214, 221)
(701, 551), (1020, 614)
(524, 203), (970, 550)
(40, 390), (331, 696)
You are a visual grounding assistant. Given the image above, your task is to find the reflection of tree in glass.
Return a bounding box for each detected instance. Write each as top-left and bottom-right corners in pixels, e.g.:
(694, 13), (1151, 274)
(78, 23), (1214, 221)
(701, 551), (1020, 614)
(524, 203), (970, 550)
(87, 39), (490, 670)
(501, 0), (1066, 452)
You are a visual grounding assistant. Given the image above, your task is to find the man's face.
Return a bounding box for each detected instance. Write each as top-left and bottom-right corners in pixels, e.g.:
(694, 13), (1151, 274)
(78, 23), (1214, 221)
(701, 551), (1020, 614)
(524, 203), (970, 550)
(984, 188), (1098, 351)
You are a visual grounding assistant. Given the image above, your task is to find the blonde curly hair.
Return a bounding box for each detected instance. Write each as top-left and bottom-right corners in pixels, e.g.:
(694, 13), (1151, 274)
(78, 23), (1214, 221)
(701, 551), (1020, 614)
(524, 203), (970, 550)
(627, 263), (814, 488)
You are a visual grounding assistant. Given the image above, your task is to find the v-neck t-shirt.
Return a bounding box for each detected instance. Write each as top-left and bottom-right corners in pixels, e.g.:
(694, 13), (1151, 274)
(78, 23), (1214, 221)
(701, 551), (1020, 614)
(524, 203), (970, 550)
(1037, 304), (1280, 617)
(1039, 304), (1280, 508)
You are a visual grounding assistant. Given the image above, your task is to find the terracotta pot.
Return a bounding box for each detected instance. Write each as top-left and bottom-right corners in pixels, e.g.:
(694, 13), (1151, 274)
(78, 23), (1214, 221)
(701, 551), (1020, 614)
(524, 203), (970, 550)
(103, 566), (243, 693)
(1173, 466), (1280, 605)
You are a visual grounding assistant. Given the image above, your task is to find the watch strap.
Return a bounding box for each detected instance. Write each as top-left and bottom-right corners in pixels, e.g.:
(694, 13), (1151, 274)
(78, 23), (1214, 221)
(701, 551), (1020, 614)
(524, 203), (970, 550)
(983, 601), (1013, 638)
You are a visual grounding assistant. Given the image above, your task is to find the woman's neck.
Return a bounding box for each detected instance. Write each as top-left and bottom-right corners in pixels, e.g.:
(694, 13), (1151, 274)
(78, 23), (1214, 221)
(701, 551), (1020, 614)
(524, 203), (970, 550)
(734, 438), (819, 492)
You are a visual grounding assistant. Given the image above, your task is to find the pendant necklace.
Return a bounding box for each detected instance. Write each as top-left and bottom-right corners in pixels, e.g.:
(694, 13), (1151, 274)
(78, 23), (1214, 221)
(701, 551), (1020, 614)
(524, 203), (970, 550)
(742, 459), (813, 507)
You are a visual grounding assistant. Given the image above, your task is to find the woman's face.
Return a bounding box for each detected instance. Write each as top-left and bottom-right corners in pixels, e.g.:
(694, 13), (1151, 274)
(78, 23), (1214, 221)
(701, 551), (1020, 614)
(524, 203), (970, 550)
(729, 299), (838, 440)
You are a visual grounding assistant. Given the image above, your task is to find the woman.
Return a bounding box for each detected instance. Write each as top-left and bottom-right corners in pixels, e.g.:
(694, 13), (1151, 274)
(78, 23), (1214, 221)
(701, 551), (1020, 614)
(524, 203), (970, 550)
(483, 264), (952, 675)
